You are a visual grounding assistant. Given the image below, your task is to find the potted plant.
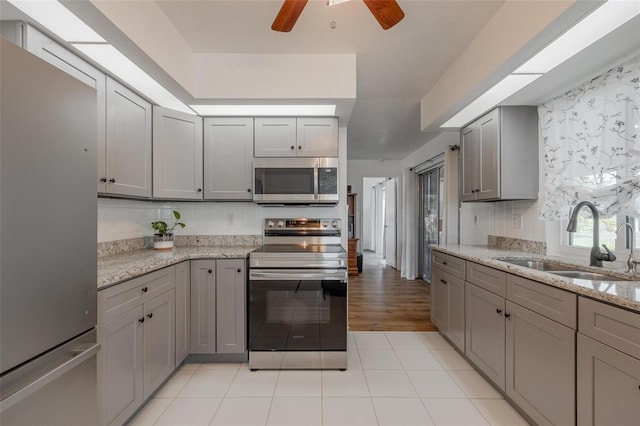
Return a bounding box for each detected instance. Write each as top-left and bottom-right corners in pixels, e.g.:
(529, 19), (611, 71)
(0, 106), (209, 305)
(151, 210), (185, 251)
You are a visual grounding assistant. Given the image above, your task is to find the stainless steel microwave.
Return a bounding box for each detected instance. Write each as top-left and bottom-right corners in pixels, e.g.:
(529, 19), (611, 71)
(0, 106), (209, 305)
(253, 158), (339, 204)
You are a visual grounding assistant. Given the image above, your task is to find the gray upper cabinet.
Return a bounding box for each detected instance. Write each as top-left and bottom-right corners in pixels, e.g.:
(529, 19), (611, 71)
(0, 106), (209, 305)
(191, 260), (217, 354)
(296, 117), (338, 157)
(204, 117), (254, 200)
(461, 106), (538, 201)
(13, 24), (108, 193)
(175, 261), (191, 366)
(216, 259), (246, 354)
(153, 107), (203, 200)
(105, 78), (152, 197)
(255, 117), (338, 157)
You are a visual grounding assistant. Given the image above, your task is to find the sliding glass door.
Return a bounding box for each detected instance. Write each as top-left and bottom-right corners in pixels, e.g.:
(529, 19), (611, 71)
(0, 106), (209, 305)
(418, 166), (444, 283)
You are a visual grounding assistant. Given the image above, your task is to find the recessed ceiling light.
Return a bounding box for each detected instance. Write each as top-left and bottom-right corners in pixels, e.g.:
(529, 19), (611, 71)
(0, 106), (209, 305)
(189, 105), (337, 116)
(7, 0), (105, 42)
(441, 74), (542, 128)
(72, 44), (193, 115)
(514, 0), (640, 74)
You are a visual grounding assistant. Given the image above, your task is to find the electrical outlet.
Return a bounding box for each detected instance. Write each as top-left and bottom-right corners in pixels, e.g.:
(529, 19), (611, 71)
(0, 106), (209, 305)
(512, 213), (523, 229)
(227, 213), (234, 225)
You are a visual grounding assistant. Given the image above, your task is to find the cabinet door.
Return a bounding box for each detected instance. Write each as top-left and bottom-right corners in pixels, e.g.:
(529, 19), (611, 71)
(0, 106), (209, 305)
(460, 123), (478, 201)
(477, 108), (500, 200)
(577, 334), (640, 426)
(153, 107), (203, 199)
(296, 117), (338, 157)
(254, 117), (297, 157)
(143, 289), (175, 400)
(106, 78), (152, 197)
(191, 260), (217, 354)
(175, 261), (191, 366)
(447, 272), (465, 352)
(465, 283), (506, 391)
(506, 301), (575, 426)
(22, 25), (108, 193)
(216, 259), (246, 354)
(431, 268), (448, 332)
(204, 117), (254, 200)
(99, 306), (144, 426)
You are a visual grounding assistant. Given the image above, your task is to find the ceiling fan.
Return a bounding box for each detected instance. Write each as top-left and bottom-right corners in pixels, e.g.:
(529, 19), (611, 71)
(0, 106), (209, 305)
(272, 0), (405, 32)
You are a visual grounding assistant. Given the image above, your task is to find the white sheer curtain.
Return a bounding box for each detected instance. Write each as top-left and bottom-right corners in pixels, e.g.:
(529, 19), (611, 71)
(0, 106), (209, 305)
(400, 166), (417, 279)
(539, 54), (640, 220)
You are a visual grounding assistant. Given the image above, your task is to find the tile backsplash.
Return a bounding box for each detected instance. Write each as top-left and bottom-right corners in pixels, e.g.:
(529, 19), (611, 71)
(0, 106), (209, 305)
(97, 198), (343, 242)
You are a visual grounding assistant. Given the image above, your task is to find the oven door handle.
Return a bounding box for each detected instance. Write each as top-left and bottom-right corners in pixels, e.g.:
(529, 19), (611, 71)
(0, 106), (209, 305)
(250, 270), (347, 281)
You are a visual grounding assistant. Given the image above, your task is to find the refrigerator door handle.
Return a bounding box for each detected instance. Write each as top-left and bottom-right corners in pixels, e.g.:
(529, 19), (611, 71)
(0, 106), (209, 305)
(0, 343), (100, 412)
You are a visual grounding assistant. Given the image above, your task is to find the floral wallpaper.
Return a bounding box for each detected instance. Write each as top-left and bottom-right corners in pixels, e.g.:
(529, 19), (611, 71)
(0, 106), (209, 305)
(539, 54), (640, 220)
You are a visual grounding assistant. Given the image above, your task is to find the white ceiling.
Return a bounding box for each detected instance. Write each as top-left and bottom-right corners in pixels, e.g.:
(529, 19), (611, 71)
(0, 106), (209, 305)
(3, 0), (639, 161)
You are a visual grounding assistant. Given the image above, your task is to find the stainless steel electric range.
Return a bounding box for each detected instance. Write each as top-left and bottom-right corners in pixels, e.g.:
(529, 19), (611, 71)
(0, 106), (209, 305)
(248, 218), (348, 370)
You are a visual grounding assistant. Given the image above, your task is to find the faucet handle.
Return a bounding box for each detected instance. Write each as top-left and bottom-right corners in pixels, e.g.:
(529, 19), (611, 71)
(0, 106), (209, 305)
(601, 244), (617, 262)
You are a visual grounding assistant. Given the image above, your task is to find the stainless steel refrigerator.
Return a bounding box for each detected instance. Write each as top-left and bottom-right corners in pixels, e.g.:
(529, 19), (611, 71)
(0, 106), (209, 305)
(0, 38), (100, 424)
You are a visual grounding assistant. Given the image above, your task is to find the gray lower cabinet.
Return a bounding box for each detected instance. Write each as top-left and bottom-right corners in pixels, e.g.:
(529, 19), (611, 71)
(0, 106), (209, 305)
(431, 267), (465, 352)
(175, 261), (191, 365)
(505, 300), (575, 426)
(465, 283), (506, 391)
(577, 333), (640, 426)
(191, 259), (247, 354)
(142, 289), (175, 400)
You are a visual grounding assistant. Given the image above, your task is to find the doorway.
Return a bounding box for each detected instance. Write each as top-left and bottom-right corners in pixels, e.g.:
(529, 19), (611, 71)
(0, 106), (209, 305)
(362, 177), (398, 270)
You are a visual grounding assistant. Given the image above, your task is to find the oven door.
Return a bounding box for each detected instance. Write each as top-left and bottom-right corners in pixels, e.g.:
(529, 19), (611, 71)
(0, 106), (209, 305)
(248, 269), (347, 352)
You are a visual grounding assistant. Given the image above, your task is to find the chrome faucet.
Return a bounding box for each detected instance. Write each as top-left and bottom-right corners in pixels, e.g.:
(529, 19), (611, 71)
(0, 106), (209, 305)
(616, 222), (639, 273)
(566, 201), (616, 267)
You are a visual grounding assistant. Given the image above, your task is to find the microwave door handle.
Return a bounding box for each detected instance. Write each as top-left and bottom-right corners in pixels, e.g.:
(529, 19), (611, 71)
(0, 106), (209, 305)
(314, 163), (319, 200)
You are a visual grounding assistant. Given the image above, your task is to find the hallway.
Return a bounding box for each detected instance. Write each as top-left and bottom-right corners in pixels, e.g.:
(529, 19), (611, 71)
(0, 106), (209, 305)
(348, 259), (438, 332)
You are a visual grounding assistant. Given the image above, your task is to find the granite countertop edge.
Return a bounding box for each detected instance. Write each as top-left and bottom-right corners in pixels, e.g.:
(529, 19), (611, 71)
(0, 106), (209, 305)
(431, 244), (640, 313)
(98, 245), (260, 290)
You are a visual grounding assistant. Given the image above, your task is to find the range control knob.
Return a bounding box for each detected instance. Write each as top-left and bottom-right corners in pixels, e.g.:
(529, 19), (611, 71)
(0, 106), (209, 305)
(277, 220), (285, 228)
(331, 220), (339, 228)
(321, 221), (329, 228)
(267, 220), (275, 228)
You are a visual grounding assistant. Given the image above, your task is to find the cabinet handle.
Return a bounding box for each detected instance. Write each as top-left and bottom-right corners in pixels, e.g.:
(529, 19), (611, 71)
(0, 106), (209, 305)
(141, 287), (148, 293)
(290, 145), (295, 150)
(440, 279), (448, 285)
(442, 261), (447, 265)
(197, 188), (202, 192)
(496, 308), (502, 315)
(147, 313), (153, 319)
(237, 268), (242, 273)
(100, 177), (107, 183)
(109, 178), (116, 183)
(138, 317), (145, 323)
(247, 188), (251, 192)
(208, 269), (212, 274)
(298, 145), (302, 150)
(504, 312), (511, 319)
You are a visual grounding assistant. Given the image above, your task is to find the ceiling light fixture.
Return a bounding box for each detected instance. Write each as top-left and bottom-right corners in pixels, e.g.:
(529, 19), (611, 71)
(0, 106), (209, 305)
(189, 105), (337, 116)
(441, 74), (542, 128)
(514, 0), (640, 74)
(72, 44), (193, 115)
(7, 0), (105, 42)
(326, 0), (351, 6)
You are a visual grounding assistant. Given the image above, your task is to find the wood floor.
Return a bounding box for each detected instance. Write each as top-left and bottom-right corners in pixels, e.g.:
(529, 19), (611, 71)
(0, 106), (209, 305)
(348, 264), (439, 332)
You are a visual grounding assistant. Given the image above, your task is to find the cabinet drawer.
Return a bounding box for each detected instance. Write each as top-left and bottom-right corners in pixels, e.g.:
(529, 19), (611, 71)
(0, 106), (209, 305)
(579, 297), (640, 359)
(507, 274), (577, 329)
(466, 262), (506, 297)
(432, 251), (465, 280)
(99, 267), (175, 324)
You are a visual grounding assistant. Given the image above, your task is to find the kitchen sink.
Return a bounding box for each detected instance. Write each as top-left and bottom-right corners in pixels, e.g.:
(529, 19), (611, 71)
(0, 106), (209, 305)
(547, 270), (630, 281)
(499, 259), (576, 272)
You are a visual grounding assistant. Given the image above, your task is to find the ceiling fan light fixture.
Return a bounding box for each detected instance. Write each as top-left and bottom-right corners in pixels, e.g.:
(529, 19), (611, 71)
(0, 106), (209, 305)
(326, 0), (352, 6)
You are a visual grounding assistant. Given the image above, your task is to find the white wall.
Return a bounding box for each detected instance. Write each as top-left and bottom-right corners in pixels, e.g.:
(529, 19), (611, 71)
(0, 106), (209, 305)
(99, 127), (349, 246)
(362, 177), (387, 250)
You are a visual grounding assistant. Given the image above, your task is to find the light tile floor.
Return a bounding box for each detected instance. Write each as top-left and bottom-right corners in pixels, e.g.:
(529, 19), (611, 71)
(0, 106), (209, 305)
(129, 331), (530, 426)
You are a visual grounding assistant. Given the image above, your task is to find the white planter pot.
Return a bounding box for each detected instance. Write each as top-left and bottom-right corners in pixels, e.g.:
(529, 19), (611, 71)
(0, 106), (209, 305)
(153, 234), (174, 251)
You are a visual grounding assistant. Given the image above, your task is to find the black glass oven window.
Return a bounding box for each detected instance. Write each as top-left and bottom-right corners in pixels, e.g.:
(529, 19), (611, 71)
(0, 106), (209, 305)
(249, 279), (347, 351)
(318, 168), (337, 194)
(254, 168), (314, 195)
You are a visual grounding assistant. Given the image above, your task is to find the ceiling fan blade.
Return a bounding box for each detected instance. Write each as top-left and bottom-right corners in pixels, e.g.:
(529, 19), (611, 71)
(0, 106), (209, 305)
(272, 0), (309, 32)
(363, 0), (405, 30)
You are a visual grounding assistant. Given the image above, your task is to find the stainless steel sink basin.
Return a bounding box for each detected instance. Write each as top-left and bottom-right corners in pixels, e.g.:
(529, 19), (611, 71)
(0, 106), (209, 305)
(547, 270), (630, 281)
(499, 259), (576, 272)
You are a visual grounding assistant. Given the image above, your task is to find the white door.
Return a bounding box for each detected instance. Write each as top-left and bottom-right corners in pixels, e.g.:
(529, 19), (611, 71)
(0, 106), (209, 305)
(384, 179), (397, 268)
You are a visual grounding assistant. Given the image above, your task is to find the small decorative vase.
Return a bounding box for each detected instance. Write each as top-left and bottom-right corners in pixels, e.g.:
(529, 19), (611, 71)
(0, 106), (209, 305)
(153, 233), (174, 251)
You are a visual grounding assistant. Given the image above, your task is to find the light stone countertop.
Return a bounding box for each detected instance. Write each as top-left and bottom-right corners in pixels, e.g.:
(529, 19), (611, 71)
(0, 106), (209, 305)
(98, 246), (259, 290)
(432, 244), (640, 313)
